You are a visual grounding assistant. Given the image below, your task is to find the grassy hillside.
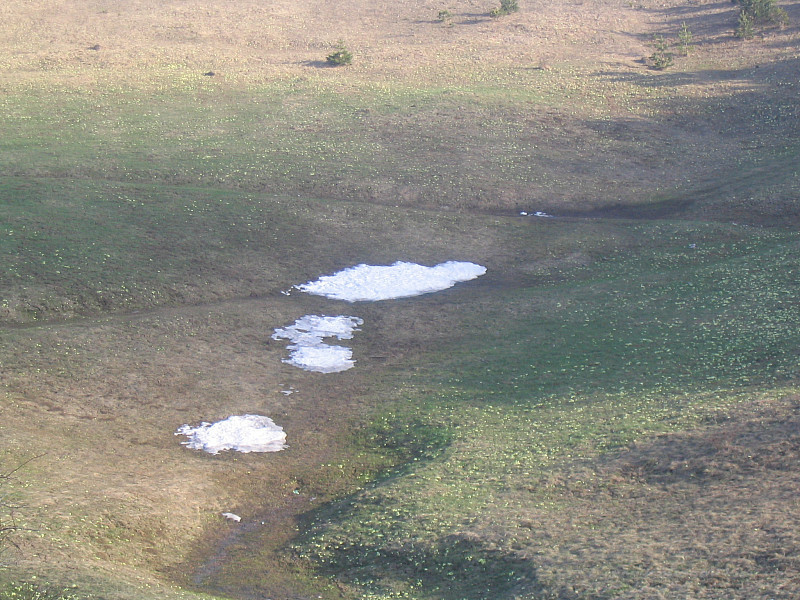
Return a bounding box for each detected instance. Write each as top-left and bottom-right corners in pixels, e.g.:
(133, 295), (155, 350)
(1, 0), (799, 599)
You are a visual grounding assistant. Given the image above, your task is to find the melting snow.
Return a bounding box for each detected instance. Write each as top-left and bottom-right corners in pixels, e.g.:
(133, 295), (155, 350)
(296, 261), (486, 302)
(176, 414), (287, 454)
(272, 315), (363, 373)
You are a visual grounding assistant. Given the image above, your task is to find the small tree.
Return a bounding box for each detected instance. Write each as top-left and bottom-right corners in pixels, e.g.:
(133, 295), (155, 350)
(649, 35), (674, 69)
(735, 0), (789, 24)
(678, 22), (693, 55)
(736, 10), (756, 38)
(733, 0), (789, 37)
(490, 0), (519, 17)
(326, 40), (353, 66)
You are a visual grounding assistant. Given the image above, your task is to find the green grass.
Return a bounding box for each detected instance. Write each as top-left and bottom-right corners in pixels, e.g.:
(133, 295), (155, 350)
(0, 177), (288, 320)
(442, 223), (800, 397)
(0, 175), (484, 322)
(3, 73), (795, 220)
(290, 223), (800, 599)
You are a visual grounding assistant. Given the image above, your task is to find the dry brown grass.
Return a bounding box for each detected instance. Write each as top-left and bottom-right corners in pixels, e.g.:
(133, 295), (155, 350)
(0, 0), (649, 83)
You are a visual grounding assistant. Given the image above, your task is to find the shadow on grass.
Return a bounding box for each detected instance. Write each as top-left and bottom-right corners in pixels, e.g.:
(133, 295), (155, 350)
(555, 192), (696, 220)
(311, 533), (541, 600)
(300, 60), (336, 69)
(606, 394), (800, 487)
(290, 418), (543, 599)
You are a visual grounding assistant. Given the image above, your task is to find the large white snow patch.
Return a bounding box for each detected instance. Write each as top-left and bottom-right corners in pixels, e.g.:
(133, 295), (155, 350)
(296, 261), (487, 302)
(176, 414), (287, 454)
(272, 315), (363, 373)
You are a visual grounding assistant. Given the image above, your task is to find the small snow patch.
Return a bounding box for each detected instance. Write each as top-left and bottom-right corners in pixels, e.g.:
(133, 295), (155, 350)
(296, 261), (486, 302)
(176, 414), (287, 454)
(521, 211), (554, 218)
(272, 315), (363, 373)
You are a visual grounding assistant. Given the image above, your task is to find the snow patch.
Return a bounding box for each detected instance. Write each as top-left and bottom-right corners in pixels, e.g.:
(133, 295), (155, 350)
(176, 414), (287, 454)
(296, 261), (487, 302)
(272, 315), (363, 373)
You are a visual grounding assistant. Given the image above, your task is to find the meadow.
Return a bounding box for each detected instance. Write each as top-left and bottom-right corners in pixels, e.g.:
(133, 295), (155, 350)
(1, 0), (800, 598)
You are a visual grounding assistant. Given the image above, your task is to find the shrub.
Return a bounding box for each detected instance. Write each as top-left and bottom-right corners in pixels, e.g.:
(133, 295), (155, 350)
(678, 22), (693, 55)
(734, 0), (789, 38)
(326, 41), (353, 66)
(649, 35), (674, 69)
(490, 0), (519, 17)
(437, 9), (454, 24)
(736, 10), (756, 38)
(734, 0), (789, 24)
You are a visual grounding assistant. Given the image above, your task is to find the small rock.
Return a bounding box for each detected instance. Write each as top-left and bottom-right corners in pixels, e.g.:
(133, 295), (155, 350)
(222, 512), (241, 522)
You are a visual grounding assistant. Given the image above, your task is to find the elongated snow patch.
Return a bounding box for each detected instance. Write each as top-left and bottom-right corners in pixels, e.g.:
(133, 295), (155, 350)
(272, 315), (363, 373)
(296, 261), (487, 301)
(176, 415), (287, 454)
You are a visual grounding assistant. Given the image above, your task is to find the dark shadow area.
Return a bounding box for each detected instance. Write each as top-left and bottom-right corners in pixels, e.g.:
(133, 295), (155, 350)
(300, 60), (335, 69)
(556, 196), (697, 220)
(594, 53), (800, 134)
(650, 0), (800, 47)
(412, 11), (493, 25)
(658, 1), (740, 39)
(594, 65), (760, 88)
(311, 533), (541, 600)
(460, 12), (494, 25)
(608, 1), (737, 47)
(605, 397), (800, 487)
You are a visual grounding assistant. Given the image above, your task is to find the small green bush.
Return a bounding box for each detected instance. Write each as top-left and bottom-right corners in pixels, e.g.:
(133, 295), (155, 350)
(649, 34), (674, 69)
(678, 22), (693, 55)
(734, 0), (789, 24)
(326, 41), (353, 66)
(734, 0), (789, 38)
(437, 9), (454, 23)
(490, 0), (519, 17)
(736, 10), (756, 38)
